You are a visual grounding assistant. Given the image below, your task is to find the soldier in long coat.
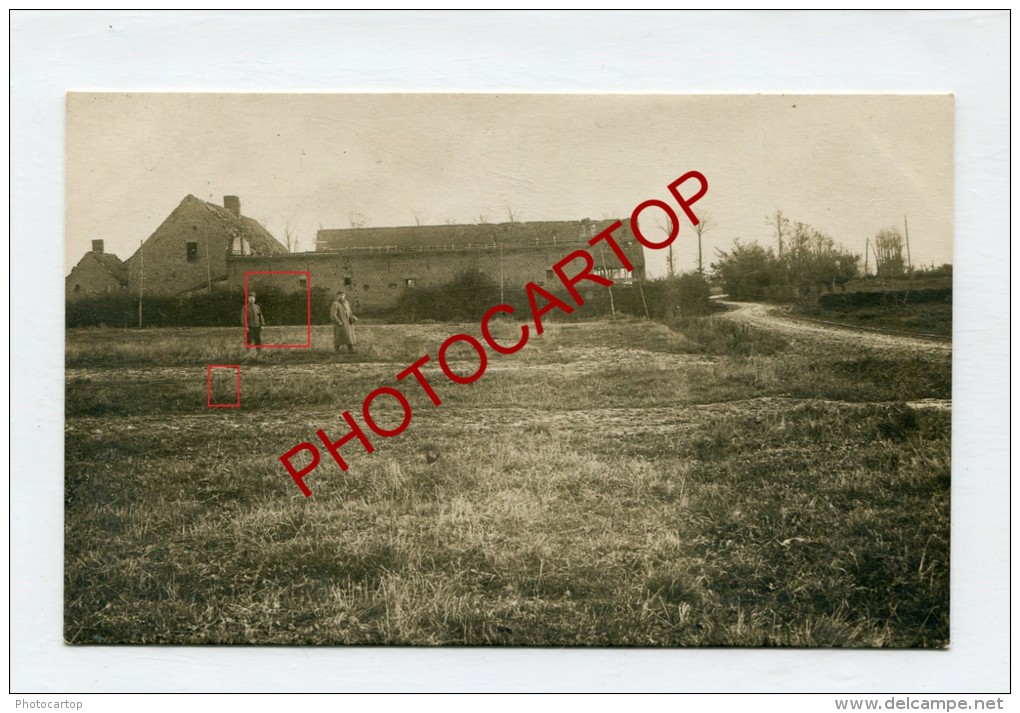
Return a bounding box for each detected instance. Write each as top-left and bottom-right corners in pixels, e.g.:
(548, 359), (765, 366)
(331, 290), (358, 352)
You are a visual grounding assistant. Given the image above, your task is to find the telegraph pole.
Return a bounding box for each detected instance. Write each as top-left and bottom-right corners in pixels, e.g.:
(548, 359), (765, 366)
(205, 232), (213, 293)
(138, 239), (144, 328)
(637, 273), (650, 319)
(903, 215), (913, 278)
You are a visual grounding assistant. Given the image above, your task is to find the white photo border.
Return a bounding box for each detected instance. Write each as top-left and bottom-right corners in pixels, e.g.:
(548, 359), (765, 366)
(10, 9), (1010, 693)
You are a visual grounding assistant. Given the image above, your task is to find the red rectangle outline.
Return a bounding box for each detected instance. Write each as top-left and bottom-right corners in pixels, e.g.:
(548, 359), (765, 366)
(207, 364), (241, 408)
(243, 271), (313, 348)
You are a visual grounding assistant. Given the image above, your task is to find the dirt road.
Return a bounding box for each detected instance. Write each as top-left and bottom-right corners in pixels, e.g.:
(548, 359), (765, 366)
(718, 301), (952, 356)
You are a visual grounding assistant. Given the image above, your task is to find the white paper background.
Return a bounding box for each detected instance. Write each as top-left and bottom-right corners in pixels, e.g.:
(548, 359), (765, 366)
(9, 10), (1011, 693)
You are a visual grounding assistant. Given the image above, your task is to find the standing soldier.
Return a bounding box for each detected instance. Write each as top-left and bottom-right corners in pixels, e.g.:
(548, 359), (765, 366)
(331, 290), (358, 353)
(244, 292), (265, 357)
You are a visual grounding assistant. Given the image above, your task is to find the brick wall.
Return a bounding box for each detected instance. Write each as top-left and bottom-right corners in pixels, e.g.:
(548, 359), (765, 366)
(227, 237), (646, 313)
(123, 195), (287, 297)
(66, 253), (126, 300)
(124, 198), (232, 297)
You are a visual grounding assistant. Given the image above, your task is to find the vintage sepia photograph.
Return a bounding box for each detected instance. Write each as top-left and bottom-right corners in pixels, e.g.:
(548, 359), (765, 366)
(64, 93), (953, 647)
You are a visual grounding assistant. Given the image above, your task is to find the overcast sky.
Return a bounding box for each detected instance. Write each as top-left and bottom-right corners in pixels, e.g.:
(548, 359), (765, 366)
(67, 93), (953, 278)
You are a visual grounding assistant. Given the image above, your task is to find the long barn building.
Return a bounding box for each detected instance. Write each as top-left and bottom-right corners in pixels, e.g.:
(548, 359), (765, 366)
(67, 193), (647, 313)
(228, 219), (646, 312)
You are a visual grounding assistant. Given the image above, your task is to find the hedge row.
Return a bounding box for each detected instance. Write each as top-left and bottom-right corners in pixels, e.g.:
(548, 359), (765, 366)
(66, 272), (715, 327)
(66, 287), (336, 328)
(818, 287), (952, 311)
(392, 271), (713, 322)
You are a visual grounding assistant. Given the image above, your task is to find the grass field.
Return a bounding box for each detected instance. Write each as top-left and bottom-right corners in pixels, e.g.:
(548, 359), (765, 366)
(792, 301), (952, 339)
(65, 314), (950, 646)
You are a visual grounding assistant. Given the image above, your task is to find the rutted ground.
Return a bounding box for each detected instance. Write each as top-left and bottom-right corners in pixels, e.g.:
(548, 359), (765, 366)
(65, 351), (716, 385)
(64, 315), (951, 646)
(68, 395), (952, 440)
(67, 309), (950, 426)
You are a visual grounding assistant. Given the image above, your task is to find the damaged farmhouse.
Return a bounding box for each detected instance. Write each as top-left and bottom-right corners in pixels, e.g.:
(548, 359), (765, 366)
(67, 194), (646, 311)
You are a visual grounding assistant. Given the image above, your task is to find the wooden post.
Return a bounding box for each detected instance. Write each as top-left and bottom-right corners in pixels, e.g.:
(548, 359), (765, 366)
(638, 274), (650, 319)
(599, 246), (616, 320)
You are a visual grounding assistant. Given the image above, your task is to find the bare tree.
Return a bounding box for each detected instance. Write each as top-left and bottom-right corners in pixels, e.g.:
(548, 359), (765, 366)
(693, 215), (711, 275)
(505, 203), (521, 223)
(284, 225), (295, 252)
(766, 210), (790, 258)
(656, 217), (677, 278)
(348, 211), (369, 229)
(412, 211), (425, 227)
(873, 227), (906, 279)
(475, 212), (490, 225)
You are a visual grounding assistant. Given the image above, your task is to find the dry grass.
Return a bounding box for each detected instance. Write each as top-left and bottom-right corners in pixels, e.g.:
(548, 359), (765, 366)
(792, 301), (953, 338)
(65, 316), (950, 646)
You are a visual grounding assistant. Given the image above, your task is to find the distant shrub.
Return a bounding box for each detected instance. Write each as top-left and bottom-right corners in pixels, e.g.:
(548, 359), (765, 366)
(394, 270), (505, 322)
(875, 402), (921, 442)
(66, 293), (138, 328)
(913, 263), (953, 279)
(665, 316), (788, 356)
(642, 273), (714, 318)
(712, 227), (861, 301)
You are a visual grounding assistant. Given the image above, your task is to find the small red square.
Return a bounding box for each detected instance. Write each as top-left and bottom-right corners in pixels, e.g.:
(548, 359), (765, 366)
(208, 365), (241, 408)
(244, 271), (312, 349)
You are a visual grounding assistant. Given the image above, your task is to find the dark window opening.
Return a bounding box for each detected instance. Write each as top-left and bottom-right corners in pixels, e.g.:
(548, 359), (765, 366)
(73, 284), (80, 293)
(186, 241), (198, 262)
(299, 277), (307, 287)
(546, 269), (555, 279)
(344, 276), (353, 286)
(363, 284), (370, 291)
(594, 266), (628, 281)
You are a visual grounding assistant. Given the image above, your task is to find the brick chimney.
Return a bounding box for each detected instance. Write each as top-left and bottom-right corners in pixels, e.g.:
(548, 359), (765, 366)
(224, 195), (241, 217)
(91, 239), (104, 253)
